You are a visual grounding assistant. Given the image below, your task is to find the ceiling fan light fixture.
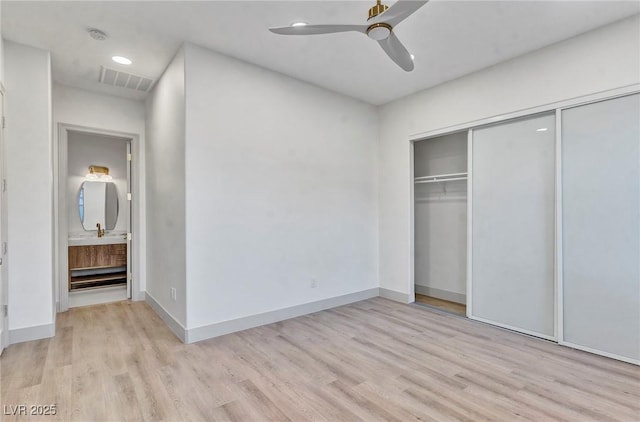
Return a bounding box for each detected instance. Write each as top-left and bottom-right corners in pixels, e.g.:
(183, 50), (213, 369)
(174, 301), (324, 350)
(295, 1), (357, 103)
(367, 23), (392, 41)
(291, 22), (308, 27)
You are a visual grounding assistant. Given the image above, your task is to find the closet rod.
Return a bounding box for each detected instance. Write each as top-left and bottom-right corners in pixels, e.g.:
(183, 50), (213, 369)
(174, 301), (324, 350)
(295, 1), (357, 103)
(414, 172), (468, 181)
(415, 176), (468, 184)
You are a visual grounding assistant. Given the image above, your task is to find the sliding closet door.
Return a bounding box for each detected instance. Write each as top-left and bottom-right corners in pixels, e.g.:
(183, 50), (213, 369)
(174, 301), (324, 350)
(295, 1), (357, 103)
(562, 94), (640, 363)
(471, 114), (555, 338)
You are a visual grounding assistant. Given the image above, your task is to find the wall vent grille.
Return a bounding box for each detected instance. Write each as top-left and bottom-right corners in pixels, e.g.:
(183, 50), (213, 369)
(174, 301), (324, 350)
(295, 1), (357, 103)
(99, 66), (155, 92)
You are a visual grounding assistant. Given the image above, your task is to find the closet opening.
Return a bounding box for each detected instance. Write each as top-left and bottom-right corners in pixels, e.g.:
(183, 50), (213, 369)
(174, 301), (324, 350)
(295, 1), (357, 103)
(412, 131), (468, 317)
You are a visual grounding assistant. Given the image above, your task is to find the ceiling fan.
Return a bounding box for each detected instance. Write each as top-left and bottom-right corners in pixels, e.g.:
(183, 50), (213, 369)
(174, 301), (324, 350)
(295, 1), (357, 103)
(269, 0), (429, 72)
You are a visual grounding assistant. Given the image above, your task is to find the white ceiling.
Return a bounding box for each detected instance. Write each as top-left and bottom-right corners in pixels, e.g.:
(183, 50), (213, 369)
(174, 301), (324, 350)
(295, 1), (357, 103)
(3, 1), (639, 105)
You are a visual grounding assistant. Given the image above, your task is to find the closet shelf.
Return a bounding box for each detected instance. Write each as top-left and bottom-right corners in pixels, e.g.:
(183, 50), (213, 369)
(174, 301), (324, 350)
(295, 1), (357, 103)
(414, 172), (468, 184)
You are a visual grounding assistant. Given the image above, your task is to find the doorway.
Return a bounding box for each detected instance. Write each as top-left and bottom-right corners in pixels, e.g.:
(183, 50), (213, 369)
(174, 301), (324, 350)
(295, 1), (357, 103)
(56, 124), (139, 311)
(412, 132), (468, 317)
(0, 89), (7, 353)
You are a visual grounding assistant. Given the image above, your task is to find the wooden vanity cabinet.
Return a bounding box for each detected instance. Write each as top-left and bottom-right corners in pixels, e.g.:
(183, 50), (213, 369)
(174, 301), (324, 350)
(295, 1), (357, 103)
(68, 244), (127, 291)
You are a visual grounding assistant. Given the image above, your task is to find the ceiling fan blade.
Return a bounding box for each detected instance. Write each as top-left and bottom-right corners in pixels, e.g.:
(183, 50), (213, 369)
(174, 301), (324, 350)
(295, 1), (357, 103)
(378, 32), (414, 71)
(371, 0), (429, 27)
(269, 24), (367, 36)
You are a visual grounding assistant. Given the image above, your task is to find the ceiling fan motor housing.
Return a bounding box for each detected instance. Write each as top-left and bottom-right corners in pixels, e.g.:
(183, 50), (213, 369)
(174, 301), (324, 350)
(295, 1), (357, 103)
(368, 1), (389, 20)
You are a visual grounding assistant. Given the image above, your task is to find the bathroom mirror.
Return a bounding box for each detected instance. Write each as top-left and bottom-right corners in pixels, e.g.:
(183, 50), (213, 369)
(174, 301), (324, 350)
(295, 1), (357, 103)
(78, 181), (119, 231)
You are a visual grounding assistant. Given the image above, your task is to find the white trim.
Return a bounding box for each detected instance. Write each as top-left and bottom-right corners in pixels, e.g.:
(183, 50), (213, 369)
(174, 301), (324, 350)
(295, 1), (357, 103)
(409, 84), (640, 142)
(126, 141), (132, 300)
(414, 285), (465, 304)
(555, 108), (564, 343)
(469, 315), (557, 342)
(55, 123), (143, 312)
(560, 341), (640, 366)
(0, 89), (7, 354)
(145, 292), (186, 343)
(186, 288), (380, 344)
(466, 129), (473, 318)
(408, 140), (415, 303)
(379, 287), (411, 304)
(8, 323), (55, 345)
(55, 124), (69, 311)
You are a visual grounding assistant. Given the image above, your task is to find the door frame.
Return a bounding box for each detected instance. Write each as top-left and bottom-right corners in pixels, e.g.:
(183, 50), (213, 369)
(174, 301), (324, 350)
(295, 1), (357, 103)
(0, 85), (7, 353)
(55, 123), (141, 312)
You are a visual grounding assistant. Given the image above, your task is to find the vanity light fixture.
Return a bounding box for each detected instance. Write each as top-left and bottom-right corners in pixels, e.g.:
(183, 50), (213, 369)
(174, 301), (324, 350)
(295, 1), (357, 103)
(86, 165), (113, 181)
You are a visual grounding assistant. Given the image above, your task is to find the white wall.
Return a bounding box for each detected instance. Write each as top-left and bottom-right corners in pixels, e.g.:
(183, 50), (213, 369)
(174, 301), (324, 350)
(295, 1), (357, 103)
(145, 49), (186, 326)
(4, 41), (53, 331)
(67, 132), (128, 234)
(53, 83), (146, 294)
(183, 43), (379, 330)
(0, 2), (4, 85)
(378, 15), (640, 298)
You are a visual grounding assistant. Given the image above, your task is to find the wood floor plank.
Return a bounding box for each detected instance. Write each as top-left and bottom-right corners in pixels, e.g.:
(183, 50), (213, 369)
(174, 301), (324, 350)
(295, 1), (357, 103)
(1, 298), (638, 421)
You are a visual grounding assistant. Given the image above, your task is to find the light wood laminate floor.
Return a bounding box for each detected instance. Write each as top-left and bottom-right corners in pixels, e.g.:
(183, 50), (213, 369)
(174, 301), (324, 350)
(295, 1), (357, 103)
(415, 294), (467, 316)
(1, 298), (639, 421)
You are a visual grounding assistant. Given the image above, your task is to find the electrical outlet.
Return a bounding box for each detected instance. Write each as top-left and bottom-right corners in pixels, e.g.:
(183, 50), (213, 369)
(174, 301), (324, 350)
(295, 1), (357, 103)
(170, 288), (177, 301)
(310, 278), (317, 288)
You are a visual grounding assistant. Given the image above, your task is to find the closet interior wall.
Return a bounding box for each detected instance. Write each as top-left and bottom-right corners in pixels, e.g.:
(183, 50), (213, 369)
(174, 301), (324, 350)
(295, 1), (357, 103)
(414, 132), (468, 305)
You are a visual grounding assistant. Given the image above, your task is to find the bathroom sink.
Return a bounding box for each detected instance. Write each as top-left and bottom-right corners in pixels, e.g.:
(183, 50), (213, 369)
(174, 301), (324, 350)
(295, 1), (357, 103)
(68, 232), (127, 246)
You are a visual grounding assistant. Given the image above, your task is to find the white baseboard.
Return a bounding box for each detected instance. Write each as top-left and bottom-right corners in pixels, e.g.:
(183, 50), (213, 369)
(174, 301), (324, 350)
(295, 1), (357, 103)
(186, 288), (379, 344)
(131, 290), (145, 301)
(145, 292), (186, 342)
(415, 285), (466, 304)
(378, 287), (411, 303)
(9, 322), (55, 345)
(0, 328), (5, 354)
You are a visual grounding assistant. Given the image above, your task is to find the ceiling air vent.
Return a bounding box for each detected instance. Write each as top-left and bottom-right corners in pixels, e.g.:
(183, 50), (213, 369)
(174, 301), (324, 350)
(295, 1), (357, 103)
(99, 66), (155, 92)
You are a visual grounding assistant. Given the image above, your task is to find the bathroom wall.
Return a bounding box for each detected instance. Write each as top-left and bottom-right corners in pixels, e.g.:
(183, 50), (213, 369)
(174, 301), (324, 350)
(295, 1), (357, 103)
(67, 132), (129, 236)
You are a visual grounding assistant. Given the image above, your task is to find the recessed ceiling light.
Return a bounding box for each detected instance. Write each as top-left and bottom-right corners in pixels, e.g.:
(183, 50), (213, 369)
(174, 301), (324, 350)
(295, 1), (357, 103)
(112, 56), (132, 65)
(291, 22), (308, 27)
(536, 127), (548, 132)
(410, 54), (415, 60)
